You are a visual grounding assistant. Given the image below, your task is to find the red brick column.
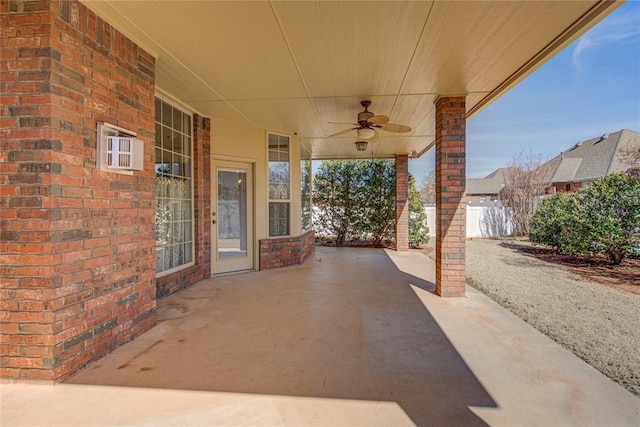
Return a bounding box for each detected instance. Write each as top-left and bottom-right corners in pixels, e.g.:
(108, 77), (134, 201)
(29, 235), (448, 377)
(395, 155), (409, 251)
(1, 0), (157, 383)
(434, 97), (466, 297)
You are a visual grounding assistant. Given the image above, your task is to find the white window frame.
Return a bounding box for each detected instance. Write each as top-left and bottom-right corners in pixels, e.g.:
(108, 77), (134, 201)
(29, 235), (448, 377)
(267, 132), (291, 237)
(154, 95), (195, 277)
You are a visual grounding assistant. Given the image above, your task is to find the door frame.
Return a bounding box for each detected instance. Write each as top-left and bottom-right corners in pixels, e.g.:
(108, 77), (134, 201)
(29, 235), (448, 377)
(211, 158), (256, 275)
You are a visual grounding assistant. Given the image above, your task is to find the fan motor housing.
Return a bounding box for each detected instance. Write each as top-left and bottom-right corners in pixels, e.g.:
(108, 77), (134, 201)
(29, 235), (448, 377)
(358, 111), (374, 123)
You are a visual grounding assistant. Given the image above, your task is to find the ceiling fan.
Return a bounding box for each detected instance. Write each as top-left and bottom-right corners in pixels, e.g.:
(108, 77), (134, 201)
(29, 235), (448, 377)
(328, 100), (412, 140)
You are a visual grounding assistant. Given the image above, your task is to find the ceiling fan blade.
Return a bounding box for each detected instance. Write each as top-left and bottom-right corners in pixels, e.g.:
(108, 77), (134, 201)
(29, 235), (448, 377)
(329, 128), (357, 137)
(381, 123), (412, 133)
(328, 121), (358, 125)
(368, 115), (389, 125)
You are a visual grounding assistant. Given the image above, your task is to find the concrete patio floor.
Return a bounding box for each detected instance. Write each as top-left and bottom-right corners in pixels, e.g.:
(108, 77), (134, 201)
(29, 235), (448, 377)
(2, 247), (639, 426)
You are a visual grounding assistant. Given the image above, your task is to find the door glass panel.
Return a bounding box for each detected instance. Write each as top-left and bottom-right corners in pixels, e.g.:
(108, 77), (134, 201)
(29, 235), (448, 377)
(217, 170), (247, 259)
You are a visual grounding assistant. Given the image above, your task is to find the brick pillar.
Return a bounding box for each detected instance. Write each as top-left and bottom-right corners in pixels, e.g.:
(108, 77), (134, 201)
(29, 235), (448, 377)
(1, 0), (157, 383)
(395, 155), (409, 251)
(434, 96), (466, 297)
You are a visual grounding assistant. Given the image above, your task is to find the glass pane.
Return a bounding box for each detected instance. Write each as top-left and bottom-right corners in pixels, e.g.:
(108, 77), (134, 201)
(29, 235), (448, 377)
(182, 200), (192, 220)
(269, 218), (278, 237)
(161, 101), (172, 127)
(164, 245), (172, 269)
(277, 220), (286, 236)
(155, 123), (162, 148)
(183, 115), (191, 136)
(180, 155), (190, 178)
(268, 202), (289, 236)
(183, 136), (191, 157)
(172, 108), (182, 132)
(217, 170), (247, 260)
(154, 148), (162, 174)
(183, 221), (193, 242)
(183, 242), (193, 264)
(268, 162), (289, 199)
(161, 126), (172, 151)
(268, 133), (278, 149)
(154, 97), (161, 123)
(156, 247), (165, 272)
(172, 131), (182, 154)
(171, 153), (180, 176)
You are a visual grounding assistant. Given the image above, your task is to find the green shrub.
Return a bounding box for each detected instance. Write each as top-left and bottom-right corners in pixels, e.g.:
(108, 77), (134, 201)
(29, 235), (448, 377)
(529, 192), (577, 252)
(571, 173), (640, 264)
(529, 173), (640, 265)
(408, 175), (429, 247)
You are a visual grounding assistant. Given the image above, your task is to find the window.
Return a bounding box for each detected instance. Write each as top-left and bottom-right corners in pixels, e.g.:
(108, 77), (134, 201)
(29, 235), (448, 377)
(300, 144), (312, 231)
(154, 97), (193, 274)
(268, 133), (290, 236)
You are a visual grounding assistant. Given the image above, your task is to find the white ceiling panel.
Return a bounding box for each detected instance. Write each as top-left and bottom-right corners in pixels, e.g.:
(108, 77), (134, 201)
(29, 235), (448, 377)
(273, 1), (433, 97)
(227, 99), (322, 136)
(186, 101), (253, 124)
(83, 0), (620, 159)
(403, 1), (600, 95)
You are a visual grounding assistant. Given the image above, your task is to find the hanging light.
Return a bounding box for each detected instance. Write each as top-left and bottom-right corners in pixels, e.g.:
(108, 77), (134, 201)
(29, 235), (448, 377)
(355, 141), (368, 151)
(357, 127), (376, 139)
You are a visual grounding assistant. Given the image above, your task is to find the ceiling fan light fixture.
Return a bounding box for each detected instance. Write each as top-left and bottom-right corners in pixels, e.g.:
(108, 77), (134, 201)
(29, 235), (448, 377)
(357, 127), (376, 139)
(355, 141), (368, 151)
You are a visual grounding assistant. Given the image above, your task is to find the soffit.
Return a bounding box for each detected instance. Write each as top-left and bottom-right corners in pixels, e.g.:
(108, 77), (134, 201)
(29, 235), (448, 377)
(83, 0), (620, 160)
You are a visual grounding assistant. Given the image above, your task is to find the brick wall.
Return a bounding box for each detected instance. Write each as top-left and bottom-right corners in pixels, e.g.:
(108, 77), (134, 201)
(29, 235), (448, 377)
(1, 0), (157, 383)
(395, 155), (409, 251)
(554, 182), (581, 193)
(156, 114), (211, 299)
(259, 230), (315, 270)
(434, 96), (466, 298)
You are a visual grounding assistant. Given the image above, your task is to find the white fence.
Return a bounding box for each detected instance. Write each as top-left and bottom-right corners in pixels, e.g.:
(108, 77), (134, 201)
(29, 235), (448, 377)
(424, 204), (515, 238)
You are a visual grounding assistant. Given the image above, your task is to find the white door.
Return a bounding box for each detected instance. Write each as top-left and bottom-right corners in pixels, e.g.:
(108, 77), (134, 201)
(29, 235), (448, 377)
(212, 161), (254, 274)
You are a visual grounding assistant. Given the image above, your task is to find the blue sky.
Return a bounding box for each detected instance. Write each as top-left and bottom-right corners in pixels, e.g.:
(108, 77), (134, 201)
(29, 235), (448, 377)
(409, 1), (640, 184)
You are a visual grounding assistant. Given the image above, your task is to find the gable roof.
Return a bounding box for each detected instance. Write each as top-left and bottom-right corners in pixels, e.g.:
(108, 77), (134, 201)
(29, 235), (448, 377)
(466, 130), (639, 196)
(466, 167), (513, 195)
(546, 129), (640, 183)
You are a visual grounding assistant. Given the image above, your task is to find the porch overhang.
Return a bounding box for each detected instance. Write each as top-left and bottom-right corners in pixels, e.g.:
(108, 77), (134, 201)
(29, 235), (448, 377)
(83, 0), (620, 160)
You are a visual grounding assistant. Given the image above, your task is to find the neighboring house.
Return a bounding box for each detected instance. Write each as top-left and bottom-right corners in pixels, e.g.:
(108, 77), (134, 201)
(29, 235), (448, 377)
(465, 168), (512, 203)
(544, 129), (640, 192)
(467, 129), (640, 202)
(1, 0), (617, 384)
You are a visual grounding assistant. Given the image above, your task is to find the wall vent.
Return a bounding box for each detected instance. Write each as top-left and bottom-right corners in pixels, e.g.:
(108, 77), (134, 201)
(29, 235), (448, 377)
(106, 136), (143, 170)
(97, 123), (144, 174)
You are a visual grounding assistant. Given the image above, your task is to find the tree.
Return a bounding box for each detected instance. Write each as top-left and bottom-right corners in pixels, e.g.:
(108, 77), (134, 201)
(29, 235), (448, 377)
(360, 160), (396, 247)
(499, 152), (551, 236)
(312, 160), (364, 246)
(408, 174), (430, 247)
(419, 170), (436, 204)
(313, 160), (429, 248)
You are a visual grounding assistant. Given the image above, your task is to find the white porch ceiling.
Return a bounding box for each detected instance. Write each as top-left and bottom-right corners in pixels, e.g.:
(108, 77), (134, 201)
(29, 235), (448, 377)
(83, 0), (620, 160)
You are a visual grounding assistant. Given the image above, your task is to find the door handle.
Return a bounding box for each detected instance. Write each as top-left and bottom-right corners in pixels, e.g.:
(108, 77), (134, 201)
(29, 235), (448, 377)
(212, 219), (217, 224)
